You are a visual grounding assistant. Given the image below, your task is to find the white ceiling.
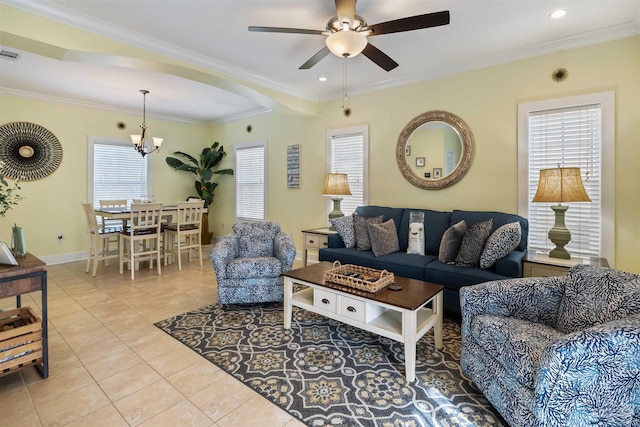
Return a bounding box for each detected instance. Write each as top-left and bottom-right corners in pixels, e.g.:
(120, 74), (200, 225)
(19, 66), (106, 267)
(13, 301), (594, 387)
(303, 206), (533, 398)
(1, 0), (639, 124)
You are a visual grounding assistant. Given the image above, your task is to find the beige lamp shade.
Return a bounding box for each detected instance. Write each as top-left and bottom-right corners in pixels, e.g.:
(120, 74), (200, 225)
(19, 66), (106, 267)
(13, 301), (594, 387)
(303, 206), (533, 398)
(322, 173), (352, 196)
(532, 167), (591, 203)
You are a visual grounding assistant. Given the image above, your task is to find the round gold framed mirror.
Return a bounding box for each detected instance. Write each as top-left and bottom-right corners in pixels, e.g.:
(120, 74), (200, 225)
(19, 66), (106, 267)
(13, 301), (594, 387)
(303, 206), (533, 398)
(396, 110), (474, 190)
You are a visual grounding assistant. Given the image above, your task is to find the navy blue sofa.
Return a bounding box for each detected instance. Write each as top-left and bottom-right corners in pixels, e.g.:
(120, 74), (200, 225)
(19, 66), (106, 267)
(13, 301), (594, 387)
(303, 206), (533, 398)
(318, 205), (529, 317)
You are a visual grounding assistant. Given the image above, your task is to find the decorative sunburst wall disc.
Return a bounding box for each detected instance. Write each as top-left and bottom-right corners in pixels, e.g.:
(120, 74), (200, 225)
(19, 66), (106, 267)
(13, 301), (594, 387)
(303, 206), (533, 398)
(0, 122), (63, 180)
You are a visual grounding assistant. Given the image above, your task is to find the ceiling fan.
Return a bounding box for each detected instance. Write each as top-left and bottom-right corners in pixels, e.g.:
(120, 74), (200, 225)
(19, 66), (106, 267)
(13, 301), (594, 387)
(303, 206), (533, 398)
(248, 0), (450, 72)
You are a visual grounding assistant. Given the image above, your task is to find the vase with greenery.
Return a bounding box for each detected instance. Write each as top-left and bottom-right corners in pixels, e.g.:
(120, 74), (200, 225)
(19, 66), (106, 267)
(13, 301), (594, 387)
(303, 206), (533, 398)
(165, 141), (233, 243)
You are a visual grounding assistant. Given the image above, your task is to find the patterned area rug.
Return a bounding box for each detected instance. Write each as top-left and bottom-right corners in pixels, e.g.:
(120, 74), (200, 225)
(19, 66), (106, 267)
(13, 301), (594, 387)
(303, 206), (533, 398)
(155, 302), (505, 427)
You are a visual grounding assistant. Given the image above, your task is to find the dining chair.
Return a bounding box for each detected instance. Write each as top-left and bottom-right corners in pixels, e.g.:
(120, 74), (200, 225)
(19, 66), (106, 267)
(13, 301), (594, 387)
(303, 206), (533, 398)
(164, 200), (205, 270)
(99, 199), (126, 254)
(119, 202), (163, 280)
(82, 203), (120, 276)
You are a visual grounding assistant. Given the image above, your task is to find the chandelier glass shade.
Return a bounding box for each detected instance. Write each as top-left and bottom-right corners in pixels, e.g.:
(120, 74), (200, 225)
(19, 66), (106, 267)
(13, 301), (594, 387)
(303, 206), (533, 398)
(131, 89), (162, 157)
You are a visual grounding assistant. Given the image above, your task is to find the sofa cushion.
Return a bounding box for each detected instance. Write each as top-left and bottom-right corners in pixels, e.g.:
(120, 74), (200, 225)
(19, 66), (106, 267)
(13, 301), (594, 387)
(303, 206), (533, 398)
(329, 215), (356, 249)
(556, 265), (640, 334)
(480, 222), (522, 269)
(438, 220), (467, 264)
(233, 222), (279, 257)
(451, 210), (529, 252)
(425, 261), (507, 290)
(226, 256), (283, 279)
(319, 247), (376, 267)
(470, 314), (564, 389)
(398, 208), (452, 255)
(455, 219), (493, 267)
(353, 214), (384, 251)
(371, 252), (436, 280)
(368, 219), (400, 257)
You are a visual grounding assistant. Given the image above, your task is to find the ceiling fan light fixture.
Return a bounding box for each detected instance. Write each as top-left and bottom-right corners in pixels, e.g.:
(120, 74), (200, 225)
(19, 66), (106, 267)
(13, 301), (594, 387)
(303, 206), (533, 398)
(326, 30), (367, 58)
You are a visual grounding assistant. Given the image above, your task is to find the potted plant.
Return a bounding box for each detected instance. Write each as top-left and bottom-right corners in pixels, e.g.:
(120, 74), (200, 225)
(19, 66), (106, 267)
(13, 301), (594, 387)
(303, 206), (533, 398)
(166, 141), (233, 244)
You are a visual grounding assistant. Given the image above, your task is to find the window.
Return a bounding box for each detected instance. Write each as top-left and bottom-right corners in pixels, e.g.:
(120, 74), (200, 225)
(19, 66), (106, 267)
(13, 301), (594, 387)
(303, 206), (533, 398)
(518, 92), (614, 262)
(326, 125), (369, 216)
(88, 137), (151, 208)
(235, 141), (266, 221)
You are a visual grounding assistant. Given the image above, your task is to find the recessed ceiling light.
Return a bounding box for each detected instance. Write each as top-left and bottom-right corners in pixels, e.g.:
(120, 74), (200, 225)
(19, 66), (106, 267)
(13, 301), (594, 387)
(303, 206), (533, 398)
(318, 76), (327, 82)
(550, 9), (567, 19)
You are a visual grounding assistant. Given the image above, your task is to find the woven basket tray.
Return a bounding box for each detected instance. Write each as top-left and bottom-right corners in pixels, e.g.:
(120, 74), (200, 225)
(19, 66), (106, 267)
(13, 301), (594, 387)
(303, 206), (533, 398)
(323, 261), (394, 293)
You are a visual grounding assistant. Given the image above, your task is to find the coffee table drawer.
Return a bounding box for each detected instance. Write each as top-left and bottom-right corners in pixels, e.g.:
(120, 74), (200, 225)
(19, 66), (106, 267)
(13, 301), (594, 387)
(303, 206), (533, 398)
(314, 288), (336, 313)
(338, 295), (366, 322)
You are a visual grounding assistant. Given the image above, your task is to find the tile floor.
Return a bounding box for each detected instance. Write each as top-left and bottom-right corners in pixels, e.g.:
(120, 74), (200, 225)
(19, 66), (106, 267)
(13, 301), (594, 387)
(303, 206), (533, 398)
(0, 246), (306, 427)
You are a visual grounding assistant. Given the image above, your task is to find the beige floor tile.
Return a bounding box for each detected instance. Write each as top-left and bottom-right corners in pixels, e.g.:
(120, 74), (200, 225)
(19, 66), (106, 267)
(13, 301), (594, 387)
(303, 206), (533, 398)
(190, 373), (257, 422)
(71, 334), (128, 364)
(138, 400), (214, 427)
(83, 347), (145, 381)
(0, 407), (41, 427)
(147, 343), (204, 377)
(27, 364), (95, 406)
(59, 323), (117, 350)
(63, 404), (128, 427)
(98, 363), (162, 402)
(113, 379), (185, 426)
(166, 358), (224, 397)
(0, 371), (25, 396)
(131, 332), (185, 362)
(217, 395), (294, 427)
(0, 387), (36, 420)
(36, 383), (110, 427)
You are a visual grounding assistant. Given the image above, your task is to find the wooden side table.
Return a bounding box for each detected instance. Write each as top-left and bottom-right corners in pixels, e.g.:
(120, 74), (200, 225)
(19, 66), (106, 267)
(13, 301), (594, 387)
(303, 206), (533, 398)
(523, 251), (609, 277)
(0, 252), (48, 378)
(301, 227), (336, 266)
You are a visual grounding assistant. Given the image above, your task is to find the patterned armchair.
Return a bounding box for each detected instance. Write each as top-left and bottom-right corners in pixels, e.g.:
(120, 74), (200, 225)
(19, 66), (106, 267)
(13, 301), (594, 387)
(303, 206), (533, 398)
(211, 222), (296, 305)
(460, 265), (640, 427)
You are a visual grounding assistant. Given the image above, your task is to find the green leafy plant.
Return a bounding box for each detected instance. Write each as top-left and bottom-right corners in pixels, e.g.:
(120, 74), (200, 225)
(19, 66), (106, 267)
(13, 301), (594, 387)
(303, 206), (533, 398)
(0, 164), (23, 217)
(165, 141), (233, 208)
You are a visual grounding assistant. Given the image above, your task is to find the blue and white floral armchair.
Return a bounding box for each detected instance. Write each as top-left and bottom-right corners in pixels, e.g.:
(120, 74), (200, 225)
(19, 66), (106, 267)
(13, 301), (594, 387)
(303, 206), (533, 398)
(211, 222), (296, 305)
(460, 264), (640, 427)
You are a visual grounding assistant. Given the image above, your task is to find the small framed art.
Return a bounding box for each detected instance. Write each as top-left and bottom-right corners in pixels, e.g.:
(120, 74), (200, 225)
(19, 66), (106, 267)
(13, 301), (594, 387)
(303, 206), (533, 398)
(433, 168), (442, 179)
(416, 157), (425, 167)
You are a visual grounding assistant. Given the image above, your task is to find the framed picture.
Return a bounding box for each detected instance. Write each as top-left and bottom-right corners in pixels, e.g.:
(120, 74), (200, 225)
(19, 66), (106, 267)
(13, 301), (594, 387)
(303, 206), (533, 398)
(416, 157), (425, 167)
(433, 168), (442, 179)
(405, 145), (411, 156)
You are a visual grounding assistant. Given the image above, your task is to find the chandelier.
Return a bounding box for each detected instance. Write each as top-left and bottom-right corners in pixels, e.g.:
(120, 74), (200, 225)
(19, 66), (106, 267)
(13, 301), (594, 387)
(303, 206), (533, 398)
(130, 89), (163, 157)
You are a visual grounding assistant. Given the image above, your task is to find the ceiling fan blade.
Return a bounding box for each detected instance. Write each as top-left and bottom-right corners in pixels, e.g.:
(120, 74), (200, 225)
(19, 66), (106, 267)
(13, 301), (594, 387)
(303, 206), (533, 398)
(362, 43), (398, 72)
(248, 26), (324, 35)
(367, 10), (450, 36)
(335, 0), (356, 24)
(299, 46), (331, 69)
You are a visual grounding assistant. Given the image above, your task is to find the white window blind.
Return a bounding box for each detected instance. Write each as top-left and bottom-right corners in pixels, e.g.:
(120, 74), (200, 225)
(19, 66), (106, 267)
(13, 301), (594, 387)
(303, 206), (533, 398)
(235, 142), (265, 221)
(90, 138), (150, 208)
(527, 105), (601, 258)
(327, 126), (368, 216)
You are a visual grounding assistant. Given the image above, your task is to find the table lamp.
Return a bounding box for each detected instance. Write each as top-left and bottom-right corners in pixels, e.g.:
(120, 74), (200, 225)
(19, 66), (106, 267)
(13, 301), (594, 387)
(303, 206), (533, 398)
(532, 166), (591, 259)
(322, 173), (352, 228)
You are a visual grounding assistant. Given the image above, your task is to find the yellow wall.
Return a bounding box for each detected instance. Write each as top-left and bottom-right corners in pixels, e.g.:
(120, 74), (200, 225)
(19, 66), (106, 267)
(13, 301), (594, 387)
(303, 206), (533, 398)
(0, 28), (637, 272)
(210, 36), (640, 273)
(0, 96), (210, 261)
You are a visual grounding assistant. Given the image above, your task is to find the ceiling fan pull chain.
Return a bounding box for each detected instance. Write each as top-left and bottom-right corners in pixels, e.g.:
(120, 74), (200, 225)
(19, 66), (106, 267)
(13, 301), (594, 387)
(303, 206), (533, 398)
(342, 58), (348, 108)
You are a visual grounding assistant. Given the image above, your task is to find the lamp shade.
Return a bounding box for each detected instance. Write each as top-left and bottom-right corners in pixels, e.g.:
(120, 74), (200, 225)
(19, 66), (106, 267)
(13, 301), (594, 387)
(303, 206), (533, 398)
(322, 173), (352, 196)
(325, 31), (367, 58)
(532, 167), (591, 203)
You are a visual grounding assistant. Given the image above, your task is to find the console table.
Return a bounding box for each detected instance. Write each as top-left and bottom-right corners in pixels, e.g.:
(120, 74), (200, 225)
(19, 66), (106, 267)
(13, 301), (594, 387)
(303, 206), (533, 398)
(0, 253), (48, 378)
(301, 227), (335, 266)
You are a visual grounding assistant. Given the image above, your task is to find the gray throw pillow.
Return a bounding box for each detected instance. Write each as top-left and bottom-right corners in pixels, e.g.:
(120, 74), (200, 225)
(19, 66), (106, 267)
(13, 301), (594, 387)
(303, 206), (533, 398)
(438, 220), (467, 264)
(329, 215), (356, 249)
(368, 219), (400, 257)
(479, 222), (522, 269)
(455, 219), (493, 267)
(353, 214), (384, 251)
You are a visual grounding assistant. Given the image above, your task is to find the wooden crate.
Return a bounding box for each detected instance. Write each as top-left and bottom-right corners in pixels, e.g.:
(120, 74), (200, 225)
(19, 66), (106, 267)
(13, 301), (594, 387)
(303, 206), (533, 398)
(0, 306), (43, 377)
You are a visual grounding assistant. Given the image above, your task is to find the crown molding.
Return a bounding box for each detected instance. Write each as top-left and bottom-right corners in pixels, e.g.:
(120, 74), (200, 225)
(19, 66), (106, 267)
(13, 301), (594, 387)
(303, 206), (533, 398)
(209, 108), (273, 125)
(2, 0), (318, 102)
(319, 22), (640, 102)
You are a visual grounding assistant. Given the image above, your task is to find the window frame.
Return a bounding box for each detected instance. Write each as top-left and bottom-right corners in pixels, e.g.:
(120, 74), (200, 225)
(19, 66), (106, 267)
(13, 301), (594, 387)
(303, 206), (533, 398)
(517, 91), (615, 263)
(326, 125), (369, 218)
(234, 140), (267, 222)
(87, 136), (153, 207)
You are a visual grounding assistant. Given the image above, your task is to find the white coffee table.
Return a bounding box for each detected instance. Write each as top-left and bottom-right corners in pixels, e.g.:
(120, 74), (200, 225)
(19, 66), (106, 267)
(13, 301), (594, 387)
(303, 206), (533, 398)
(282, 262), (444, 382)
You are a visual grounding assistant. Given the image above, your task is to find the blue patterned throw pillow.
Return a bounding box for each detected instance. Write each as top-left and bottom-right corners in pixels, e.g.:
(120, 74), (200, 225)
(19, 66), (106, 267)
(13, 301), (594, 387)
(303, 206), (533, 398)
(329, 215), (356, 249)
(479, 222), (521, 269)
(455, 219), (493, 267)
(556, 265), (640, 334)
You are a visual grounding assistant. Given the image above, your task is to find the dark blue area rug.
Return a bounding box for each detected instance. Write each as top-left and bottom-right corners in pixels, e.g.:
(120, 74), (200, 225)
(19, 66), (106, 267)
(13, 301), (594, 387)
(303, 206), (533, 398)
(155, 302), (504, 427)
